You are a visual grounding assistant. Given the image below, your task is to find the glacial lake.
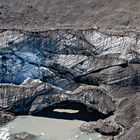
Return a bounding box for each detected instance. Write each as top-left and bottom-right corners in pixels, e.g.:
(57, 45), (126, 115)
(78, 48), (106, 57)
(0, 109), (102, 140)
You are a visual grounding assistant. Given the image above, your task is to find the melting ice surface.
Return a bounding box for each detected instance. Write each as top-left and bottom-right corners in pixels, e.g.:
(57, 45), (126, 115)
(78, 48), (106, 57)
(0, 113), (102, 140)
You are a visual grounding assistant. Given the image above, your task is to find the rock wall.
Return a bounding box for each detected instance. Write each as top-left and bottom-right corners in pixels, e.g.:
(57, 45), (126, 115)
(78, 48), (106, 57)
(0, 30), (139, 90)
(0, 29), (139, 139)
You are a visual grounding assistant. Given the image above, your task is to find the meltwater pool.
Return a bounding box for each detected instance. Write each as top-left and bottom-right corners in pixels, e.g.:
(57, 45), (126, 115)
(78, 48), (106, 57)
(0, 115), (102, 140)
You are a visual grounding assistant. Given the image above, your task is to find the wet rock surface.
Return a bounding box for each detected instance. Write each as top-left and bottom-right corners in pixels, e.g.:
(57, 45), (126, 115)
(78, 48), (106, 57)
(11, 132), (38, 140)
(0, 29), (139, 140)
(0, 111), (15, 127)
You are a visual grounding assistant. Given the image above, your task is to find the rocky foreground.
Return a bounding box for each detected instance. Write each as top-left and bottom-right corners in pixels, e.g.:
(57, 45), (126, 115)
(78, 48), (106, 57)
(0, 29), (139, 140)
(1, 0), (140, 34)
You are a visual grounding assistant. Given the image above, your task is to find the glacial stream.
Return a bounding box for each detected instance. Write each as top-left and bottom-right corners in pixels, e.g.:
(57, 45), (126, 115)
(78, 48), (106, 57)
(0, 109), (102, 140)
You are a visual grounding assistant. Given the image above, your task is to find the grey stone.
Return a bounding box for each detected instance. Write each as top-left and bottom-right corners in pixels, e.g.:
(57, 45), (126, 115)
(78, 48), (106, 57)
(11, 132), (37, 140)
(80, 119), (122, 136)
(119, 122), (140, 140)
(115, 93), (140, 130)
(0, 111), (15, 126)
(94, 120), (121, 136)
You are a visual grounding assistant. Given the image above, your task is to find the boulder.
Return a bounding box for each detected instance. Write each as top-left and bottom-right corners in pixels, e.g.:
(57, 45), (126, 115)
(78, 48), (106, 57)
(0, 111), (15, 126)
(94, 120), (121, 136)
(80, 119), (121, 136)
(11, 132), (37, 140)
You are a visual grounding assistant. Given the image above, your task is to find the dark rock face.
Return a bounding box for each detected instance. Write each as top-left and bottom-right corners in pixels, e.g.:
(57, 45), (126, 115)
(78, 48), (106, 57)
(0, 29), (139, 140)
